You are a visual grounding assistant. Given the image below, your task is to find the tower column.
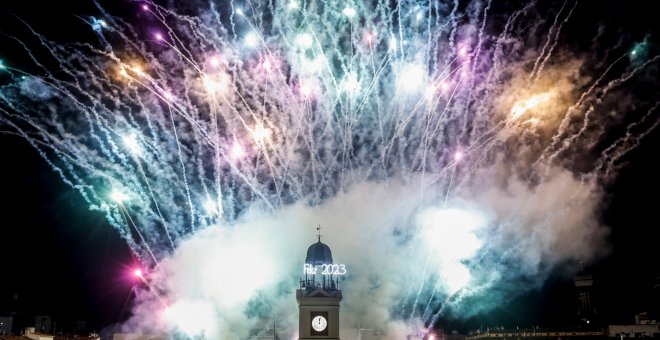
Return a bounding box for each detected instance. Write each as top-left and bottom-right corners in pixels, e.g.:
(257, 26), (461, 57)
(297, 231), (342, 339)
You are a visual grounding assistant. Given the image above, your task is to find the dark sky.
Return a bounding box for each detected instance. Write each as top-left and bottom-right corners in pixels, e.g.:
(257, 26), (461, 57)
(0, 137), (136, 331)
(1, 0), (659, 335)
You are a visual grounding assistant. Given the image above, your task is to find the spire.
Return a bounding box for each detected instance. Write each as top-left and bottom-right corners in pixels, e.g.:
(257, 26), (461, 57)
(317, 225), (322, 242)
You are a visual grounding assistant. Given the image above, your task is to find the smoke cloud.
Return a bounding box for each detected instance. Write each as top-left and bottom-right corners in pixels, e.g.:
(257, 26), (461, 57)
(119, 162), (608, 338)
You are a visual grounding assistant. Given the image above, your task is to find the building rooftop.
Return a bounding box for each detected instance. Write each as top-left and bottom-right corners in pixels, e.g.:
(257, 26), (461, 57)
(305, 240), (333, 265)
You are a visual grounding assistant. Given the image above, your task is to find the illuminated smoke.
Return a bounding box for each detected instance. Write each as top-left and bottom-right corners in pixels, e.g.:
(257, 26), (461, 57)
(0, 0), (657, 338)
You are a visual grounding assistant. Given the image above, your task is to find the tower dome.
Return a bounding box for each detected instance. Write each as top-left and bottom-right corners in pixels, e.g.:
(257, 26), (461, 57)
(305, 240), (333, 265)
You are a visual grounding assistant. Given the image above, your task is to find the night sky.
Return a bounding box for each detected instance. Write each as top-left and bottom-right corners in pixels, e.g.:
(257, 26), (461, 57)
(1, 0), (659, 335)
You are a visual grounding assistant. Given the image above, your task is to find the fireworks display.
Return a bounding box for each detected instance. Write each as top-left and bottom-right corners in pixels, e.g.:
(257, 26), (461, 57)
(0, 0), (658, 338)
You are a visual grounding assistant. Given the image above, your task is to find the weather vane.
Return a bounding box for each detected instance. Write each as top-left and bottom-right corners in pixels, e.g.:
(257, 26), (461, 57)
(317, 225), (322, 242)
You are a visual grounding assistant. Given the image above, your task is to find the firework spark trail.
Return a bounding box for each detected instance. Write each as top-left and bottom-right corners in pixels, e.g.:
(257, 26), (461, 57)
(458, 0), (492, 142)
(533, 52), (629, 171)
(529, 0), (568, 83)
(542, 54), (660, 171)
(447, 0), (460, 64)
(420, 276), (442, 321)
(9, 3), (520, 240)
(4, 58), (194, 250)
(408, 252), (434, 322)
(596, 99), (660, 178)
(1, 0), (659, 336)
(408, 159), (464, 322)
(468, 6), (525, 138)
(119, 202), (160, 265)
(0, 103), (146, 255)
(532, 0), (579, 84)
(428, 288), (467, 327)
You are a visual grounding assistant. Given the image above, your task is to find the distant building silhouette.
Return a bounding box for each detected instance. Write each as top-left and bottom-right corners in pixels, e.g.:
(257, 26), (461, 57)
(0, 316), (13, 335)
(466, 328), (603, 339)
(574, 272), (595, 325)
(34, 315), (51, 334)
(607, 312), (660, 338)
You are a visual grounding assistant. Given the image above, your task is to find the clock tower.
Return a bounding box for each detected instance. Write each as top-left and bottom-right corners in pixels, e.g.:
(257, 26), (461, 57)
(297, 228), (342, 339)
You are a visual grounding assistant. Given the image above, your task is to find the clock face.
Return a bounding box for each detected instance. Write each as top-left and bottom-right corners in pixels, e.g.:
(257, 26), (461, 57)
(311, 315), (328, 332)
